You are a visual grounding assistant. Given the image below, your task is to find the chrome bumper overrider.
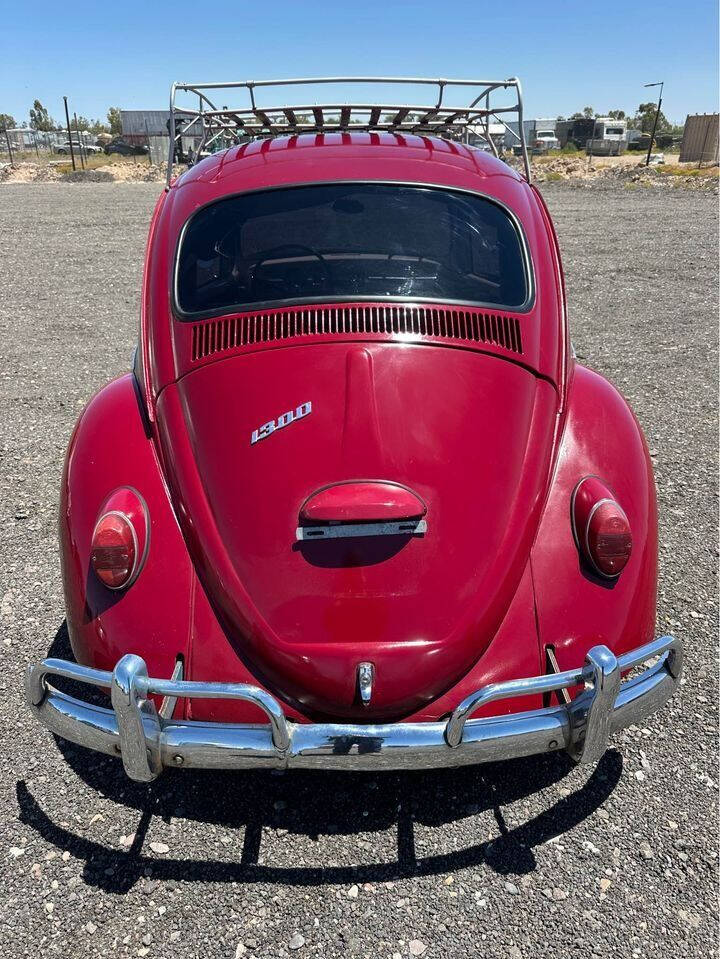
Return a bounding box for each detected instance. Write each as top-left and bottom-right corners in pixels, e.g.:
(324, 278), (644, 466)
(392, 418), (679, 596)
(26, 637), (682, 782)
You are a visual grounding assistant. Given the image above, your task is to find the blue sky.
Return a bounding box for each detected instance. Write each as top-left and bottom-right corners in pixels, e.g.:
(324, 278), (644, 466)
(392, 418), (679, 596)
(1, 0), (717, 126)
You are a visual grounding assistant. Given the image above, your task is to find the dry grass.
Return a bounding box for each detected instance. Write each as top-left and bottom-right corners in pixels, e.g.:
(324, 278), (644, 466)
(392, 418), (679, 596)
(53, 153), (151, 176)
(656, 163), (719, 178)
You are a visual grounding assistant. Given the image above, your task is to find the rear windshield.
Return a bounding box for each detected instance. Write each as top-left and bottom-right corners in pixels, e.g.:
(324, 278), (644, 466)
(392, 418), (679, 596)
(175, 183), (529, 317)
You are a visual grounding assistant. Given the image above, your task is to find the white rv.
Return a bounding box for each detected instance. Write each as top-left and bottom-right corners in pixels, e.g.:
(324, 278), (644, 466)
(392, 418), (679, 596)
(586, 118), (628, 156)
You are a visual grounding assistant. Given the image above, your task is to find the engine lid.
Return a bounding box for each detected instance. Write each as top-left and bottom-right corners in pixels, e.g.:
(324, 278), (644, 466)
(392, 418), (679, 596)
(157, 341), (558, 719)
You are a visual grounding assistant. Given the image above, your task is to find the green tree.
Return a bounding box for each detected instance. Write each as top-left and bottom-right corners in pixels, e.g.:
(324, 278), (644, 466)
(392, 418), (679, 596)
(634, 102), (671, 134)
(29, 99), (55, 131)
(107, 107), (122, 135)
(0, 113), (16, 131)
(570, 107), (595, 120)
(607, 109), (626, 120)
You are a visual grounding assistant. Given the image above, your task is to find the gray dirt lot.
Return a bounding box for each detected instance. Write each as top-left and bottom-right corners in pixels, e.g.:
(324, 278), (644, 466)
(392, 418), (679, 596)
(0, 182), (717, 959)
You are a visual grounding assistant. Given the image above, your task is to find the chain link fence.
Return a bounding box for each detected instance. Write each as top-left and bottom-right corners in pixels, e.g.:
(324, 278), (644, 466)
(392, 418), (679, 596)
(0, 127), (176, 170)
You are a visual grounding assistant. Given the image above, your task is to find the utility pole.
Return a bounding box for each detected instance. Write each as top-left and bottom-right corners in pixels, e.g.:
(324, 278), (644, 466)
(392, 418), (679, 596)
(144, 118), (153, 166)
(63, 96), (76, 171)
(644, 82), (664, 167)
(3, 126), (15, 167)
(73, 113), (86, 169)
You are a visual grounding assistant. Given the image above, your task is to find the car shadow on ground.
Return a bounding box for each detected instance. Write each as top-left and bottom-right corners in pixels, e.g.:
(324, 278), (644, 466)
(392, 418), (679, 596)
(17, 622), (623, 893)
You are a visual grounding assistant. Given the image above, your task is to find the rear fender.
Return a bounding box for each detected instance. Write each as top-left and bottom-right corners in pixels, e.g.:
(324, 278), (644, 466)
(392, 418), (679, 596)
(530, 364), (658, 672)
(61, 374), (194, 687)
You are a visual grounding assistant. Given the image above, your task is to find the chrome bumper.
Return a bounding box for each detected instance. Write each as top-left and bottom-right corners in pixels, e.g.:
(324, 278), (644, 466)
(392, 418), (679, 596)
(26, 637), (682, 783)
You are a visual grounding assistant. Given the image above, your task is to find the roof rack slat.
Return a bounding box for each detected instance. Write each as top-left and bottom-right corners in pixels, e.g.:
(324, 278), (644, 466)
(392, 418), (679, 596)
(439, 109), (469, 125)
(417, 110), (441, 127)
(254, 109), (276, 131)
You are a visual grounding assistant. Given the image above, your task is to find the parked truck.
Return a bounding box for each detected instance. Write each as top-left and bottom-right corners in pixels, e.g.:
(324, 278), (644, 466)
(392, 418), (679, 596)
(506, 118), (559, 155)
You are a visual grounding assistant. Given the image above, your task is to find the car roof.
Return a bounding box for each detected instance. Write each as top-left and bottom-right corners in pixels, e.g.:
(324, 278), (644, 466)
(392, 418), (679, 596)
(174, 132), (525, 197)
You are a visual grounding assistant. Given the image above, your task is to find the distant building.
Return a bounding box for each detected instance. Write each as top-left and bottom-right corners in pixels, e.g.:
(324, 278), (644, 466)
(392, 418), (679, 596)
(120, 110), (205, 164)
(679, 114), (719, 164)
(121, 110), (170, 139)
(120, 110), (202, 143)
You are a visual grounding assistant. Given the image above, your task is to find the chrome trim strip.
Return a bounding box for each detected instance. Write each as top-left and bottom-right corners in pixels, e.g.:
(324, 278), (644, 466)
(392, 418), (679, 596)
(296, 519), (427, 541)
(26, 637), (681, 781)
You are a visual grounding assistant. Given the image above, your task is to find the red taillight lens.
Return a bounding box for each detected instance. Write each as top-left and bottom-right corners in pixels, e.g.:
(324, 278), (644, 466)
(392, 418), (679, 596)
(91, 512), (137, 589)
(90, 488), (149, 590)
(586, 501), (632, 577)
(572, 476), (632, 578)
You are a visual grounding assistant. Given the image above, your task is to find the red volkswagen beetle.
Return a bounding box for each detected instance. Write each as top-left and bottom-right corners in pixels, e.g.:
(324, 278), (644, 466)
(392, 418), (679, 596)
(27, 78), (682, 782)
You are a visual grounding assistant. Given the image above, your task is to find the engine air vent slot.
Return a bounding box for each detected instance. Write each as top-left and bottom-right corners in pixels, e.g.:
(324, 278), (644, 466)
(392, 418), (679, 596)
(190, 304), (523, 362)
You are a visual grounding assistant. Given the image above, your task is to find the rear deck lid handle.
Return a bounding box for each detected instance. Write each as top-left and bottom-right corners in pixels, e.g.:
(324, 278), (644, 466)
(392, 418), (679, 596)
(299, 481), (427, 524)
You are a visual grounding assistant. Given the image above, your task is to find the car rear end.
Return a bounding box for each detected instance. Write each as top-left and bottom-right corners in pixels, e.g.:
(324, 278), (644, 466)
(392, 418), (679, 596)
(25, 85), (682, 780)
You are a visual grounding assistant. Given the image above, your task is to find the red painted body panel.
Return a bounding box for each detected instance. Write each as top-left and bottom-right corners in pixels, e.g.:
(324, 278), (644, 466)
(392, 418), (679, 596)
(55, 133), (662, 729)
(185, 559), (545, 724)
(156, 343), (557, 719)
(530, 364), (658, 671)
(60, 376), (194, 685)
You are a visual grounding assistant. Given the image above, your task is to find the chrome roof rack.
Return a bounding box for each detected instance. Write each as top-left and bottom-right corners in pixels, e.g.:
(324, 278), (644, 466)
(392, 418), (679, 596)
(166, 76), (530, 188)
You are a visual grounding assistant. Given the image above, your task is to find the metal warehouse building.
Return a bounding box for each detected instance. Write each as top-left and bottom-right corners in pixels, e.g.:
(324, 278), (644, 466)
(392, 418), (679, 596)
(120, 110), (203, 163)
(679, 114), (719, 165)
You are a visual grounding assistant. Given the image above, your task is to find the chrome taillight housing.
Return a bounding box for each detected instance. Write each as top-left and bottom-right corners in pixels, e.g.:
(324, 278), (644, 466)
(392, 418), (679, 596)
(572, 476), (632, 578)
(90, 488), (149, 590)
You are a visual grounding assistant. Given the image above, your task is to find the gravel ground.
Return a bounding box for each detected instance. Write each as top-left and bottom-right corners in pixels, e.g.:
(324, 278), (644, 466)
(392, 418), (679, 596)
(0, 183), (717, 959)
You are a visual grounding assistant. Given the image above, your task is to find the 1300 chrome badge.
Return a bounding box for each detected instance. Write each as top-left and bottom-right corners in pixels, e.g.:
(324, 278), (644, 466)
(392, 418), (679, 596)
(251, 401), (312, 445)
